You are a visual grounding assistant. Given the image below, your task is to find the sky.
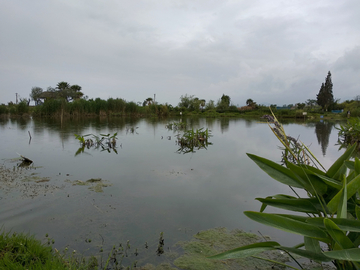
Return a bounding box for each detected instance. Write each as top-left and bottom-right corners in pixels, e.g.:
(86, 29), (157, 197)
(1, 0), (359, 107)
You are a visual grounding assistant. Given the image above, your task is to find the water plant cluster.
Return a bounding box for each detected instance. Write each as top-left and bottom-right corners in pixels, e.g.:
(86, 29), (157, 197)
(176, 128), (212, 154)
(75, 132), (118, 155)
(337, 117), (360, 146)
(211, 112), (360, 269)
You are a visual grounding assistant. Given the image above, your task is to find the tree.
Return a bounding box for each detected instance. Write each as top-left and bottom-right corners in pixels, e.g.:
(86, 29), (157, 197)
(220, 94), (230, 107)
(316, 71), (334, 111)
(143, 97), (153, 106)
(56, 81), (84, 102)
(246, 98), (257, 108)
(30, 87), (43, 105)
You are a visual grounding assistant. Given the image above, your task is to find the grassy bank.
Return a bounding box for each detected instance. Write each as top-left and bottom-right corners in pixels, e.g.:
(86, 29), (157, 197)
(0, 230), (98, 270)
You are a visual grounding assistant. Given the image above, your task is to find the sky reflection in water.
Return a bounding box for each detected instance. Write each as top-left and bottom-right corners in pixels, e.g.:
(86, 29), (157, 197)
(0, 117), (344, 262)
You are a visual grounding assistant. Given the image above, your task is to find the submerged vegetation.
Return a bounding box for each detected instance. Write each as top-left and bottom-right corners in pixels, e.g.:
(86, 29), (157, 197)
(211, 112), (360, 269)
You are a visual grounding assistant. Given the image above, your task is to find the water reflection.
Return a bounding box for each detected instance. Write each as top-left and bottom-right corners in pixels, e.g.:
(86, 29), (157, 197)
(0, 116), (344, 265)
(314, 121), (334, 156)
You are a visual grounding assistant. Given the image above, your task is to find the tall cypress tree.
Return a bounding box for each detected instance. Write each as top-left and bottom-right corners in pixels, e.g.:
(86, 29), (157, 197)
(316, 71), (334, 111)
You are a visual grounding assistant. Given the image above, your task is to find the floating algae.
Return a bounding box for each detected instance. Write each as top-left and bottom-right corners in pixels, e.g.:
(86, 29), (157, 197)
(68, 178), (111, 192)
(173, 227), (289, 270)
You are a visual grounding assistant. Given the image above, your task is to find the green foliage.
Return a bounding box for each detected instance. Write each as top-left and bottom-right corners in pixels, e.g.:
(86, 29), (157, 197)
(30, 86), (43, 105)
(211, 112), (360, 269)
(0, 230), (98, 269)
(337, 117), (360, 146)
(317, 71), (334, 111)
(176, 127), (212, 154)
(0, 104), (8, 115)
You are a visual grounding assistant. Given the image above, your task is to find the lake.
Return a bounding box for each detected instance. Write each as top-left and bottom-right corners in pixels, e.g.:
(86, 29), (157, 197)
(0, 116), (343, 266)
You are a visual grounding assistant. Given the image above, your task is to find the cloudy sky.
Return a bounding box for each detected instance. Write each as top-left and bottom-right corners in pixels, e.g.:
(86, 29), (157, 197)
(1, 0), (359, 107)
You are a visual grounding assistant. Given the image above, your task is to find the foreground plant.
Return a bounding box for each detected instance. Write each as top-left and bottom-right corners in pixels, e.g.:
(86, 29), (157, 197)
(337, 117), (360, 146)
(210, 111), (360, 269)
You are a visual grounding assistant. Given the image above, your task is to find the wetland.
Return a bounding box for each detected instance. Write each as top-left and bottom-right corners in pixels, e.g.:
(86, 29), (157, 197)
(0, 116), (344, 268)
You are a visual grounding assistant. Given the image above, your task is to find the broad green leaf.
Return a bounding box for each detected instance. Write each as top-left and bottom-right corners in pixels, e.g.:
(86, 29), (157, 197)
(256, 197), (321, 214)
(286, 162), (327, 195)
(304, 237), (322, 255)
(338, 176), (347, 219)
(345, 160), (355, 171)
(277, 246), (332, 262)
(208, 241), (280, 260)
(356, 206), (360, 220)
(246, 154), (303, 188)
(324, 218), (354, 249)
(307, 217), (360, 232)
(324, 248), (360, 261)
(355, 158), (360, 175)
(326, 144), (356, 179)
(314, 173), (342, 190)
(327, 174), (360, 213)
(244, 211), (329, 242)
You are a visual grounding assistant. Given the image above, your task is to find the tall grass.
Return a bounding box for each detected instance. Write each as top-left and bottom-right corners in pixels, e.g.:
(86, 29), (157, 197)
(0, 230), (98, 269)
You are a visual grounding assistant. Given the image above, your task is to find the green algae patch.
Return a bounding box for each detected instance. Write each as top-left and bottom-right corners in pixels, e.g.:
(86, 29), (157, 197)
(173, 227), (289, 270)
(68, 178), (111, 192)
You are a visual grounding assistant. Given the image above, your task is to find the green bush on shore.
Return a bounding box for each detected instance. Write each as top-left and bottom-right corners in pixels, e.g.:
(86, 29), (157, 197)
(0, 230), (98, 269)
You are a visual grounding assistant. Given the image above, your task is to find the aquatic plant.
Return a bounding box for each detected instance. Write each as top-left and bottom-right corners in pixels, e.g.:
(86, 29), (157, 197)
(337, 117), (360, 146)
(74, 132), (118, 155)
(165, 121), (187, 131)
(176, 127), (212, 154)
(210, 111), (360, 269)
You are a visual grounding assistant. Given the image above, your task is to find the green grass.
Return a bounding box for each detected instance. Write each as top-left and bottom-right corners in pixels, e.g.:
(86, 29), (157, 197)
(0, 230), (98, 270)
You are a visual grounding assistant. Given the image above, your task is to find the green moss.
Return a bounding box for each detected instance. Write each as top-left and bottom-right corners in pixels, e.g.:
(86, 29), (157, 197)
(173, 228), (289, 270)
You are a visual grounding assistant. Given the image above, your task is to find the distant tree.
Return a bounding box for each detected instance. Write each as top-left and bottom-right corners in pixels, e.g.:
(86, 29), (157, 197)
(143, 97), (153, 106)
(296, 103), (306, 109)
(199, 99), (206, 110)
(178, 94), (202, 111)
(306, 99), (317, 108)
(56, 81), (83, 102)
(246, 98), (257, 108)
(205, 100), (215, 110)
(220, 94), (230, 107)
(246, 99), (253, 106)
(30, 87), (43, 105)
(316, 71), (334, 111)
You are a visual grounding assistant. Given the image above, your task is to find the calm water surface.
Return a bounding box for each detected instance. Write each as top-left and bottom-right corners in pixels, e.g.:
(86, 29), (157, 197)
(0, 116), (343, 264)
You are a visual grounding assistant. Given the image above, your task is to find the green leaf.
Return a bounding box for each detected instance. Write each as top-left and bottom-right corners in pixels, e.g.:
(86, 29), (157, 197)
(327, 174), (360, 214)
(286, 162), (327, 195)
(326, 144), (356, 179)
(324, 248), (360, 261)
(304, 237), (322, 255)
(247, 154), (303, 188)
(244, 211), (329, 241)
(208, 241), (280, 260)
(307, 217), (360, 232)
(355, 158), (360, 175)
(314, 173), (342, 190)
(324, 218), (354, 249)
(256, 197), (322, 214)
(277, 246), (332, 262)
(338, 176), (347, 219)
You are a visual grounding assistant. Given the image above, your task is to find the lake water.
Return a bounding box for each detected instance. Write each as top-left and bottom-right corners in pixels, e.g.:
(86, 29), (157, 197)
(0, 116), (344, 266)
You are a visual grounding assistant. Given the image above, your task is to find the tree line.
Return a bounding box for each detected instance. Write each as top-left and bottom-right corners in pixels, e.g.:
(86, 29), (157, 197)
(1, 73), (359, 117)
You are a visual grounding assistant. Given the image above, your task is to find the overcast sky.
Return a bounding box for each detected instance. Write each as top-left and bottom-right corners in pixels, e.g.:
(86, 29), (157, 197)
(1, 0), (359, 107)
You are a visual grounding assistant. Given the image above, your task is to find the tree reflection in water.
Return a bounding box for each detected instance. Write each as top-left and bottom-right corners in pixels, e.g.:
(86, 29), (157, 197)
(315, 120), (334, 156)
